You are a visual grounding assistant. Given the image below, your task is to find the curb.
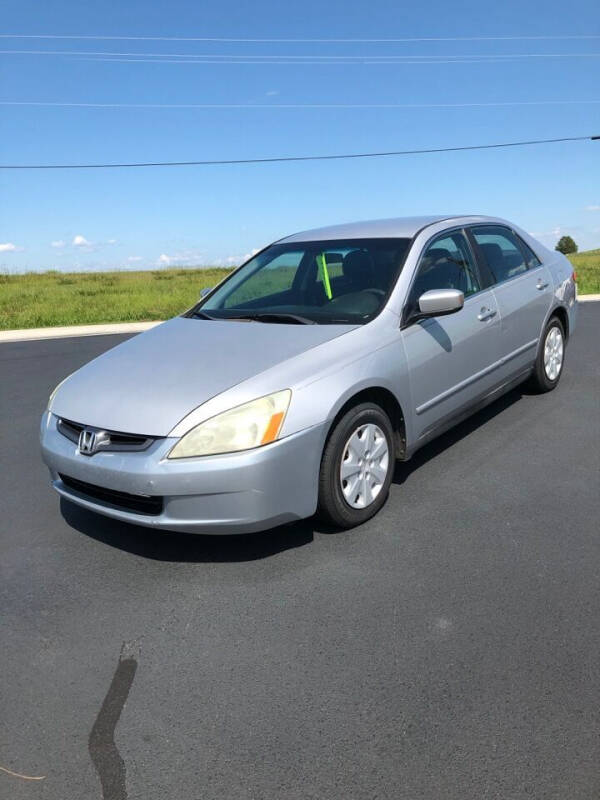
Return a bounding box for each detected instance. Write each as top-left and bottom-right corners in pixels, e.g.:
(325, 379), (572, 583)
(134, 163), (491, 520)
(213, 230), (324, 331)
(0, 320), (162, 344)
(577, 294), (600, 302)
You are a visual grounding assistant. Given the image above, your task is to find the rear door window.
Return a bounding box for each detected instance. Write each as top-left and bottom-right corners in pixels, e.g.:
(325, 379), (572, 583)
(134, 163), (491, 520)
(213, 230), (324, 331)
(470, 226), (528, 284)
(515, 235), (542, 269)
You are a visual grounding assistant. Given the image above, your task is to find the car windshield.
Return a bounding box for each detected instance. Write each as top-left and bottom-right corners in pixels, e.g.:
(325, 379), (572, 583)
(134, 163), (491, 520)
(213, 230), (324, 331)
(191, 238), (411, 325)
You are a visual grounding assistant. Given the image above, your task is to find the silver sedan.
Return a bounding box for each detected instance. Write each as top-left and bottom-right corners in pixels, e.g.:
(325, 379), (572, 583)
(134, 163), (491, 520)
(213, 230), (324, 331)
(41, 215), (577, 533)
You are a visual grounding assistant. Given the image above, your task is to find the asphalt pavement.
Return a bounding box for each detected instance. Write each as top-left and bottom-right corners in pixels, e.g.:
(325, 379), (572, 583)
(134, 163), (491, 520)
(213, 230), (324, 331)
(1, 305), (599, 800)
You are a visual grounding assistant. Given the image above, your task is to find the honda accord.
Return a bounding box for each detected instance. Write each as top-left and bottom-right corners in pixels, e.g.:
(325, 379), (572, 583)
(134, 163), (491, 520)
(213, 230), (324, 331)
(41, 215), (577, 533)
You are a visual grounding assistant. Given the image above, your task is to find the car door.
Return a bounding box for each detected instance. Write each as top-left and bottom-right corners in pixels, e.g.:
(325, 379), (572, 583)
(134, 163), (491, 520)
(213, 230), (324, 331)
(401, 229), (501, 441)
(468, 225), (553, 381)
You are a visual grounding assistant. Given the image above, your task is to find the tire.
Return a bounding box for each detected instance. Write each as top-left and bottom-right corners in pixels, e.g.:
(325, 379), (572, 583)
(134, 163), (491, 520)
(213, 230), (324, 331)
(529, 315), (566, 393)
(317, 402), (395, 528)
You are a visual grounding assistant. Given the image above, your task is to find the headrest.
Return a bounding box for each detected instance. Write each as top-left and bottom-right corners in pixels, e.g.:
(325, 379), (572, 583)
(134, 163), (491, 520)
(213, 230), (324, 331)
(424, 247), (452, 265)
(343, 249), (374, 281)
(479, 242), (504, 269)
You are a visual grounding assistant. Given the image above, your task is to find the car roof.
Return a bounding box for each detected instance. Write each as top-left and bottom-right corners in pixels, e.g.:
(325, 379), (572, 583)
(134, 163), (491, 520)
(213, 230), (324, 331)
(278, 215), (499, 242)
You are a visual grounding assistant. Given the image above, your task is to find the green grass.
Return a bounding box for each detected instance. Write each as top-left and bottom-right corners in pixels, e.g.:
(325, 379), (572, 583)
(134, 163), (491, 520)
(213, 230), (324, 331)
(568, 249), (600, 294)
(0, 249), (598, 331)
(0, 267), (232, 330)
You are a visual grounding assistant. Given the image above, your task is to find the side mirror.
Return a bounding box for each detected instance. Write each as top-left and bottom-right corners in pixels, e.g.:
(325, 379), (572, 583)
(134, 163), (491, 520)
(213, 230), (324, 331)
(199, 287), (213, 299)
(418, 288), (464, 317)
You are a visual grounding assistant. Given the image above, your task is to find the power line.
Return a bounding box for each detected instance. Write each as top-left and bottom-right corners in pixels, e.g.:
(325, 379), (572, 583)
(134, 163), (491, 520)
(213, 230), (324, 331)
(76, 56), (559, 66)
(3, 49), (600, 60)
(1, 33), (600, 42)
(2, 100), (599, 110)
(1, 134), (597, 170)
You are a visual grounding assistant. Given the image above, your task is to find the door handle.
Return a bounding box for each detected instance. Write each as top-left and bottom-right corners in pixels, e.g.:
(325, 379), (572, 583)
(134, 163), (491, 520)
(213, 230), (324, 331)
(536, 280), (549, 290)
(477, 307), (497, 321)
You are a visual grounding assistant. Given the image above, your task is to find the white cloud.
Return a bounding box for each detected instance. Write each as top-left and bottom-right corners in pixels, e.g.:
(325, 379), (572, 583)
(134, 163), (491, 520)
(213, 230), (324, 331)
(529, 226), (562, 239)
(529, 224), (599, 252)
(211, 248), (260, 268)
(0, 242), (24, 252)
(51, 239), (66, 248)
(266, 89), (279, 96)
(72, 234), (92, 247)
(70, 234), (116, 250)
(585, 205), (600, 211)
(156, 249), (206, 266)
(127, 255), (142, 263)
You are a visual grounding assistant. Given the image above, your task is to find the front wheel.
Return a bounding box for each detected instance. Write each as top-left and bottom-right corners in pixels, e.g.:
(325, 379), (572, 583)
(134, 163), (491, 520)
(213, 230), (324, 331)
(317, 403), (395, 528)
(529, 316), (566, 393)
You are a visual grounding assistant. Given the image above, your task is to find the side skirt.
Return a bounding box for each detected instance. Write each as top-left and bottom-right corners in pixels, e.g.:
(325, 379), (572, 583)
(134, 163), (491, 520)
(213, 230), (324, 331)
(401, 367), (532, 461)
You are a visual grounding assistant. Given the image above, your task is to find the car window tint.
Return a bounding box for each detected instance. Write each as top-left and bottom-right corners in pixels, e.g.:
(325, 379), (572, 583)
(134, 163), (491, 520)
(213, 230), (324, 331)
(471, 226), (528, 283)
(224, 251), (303, 308)
(515, 235), (542, 268)
(408, 231), (480, 313)
(304, 247), (395, 298)
(199, 238), (411, 325)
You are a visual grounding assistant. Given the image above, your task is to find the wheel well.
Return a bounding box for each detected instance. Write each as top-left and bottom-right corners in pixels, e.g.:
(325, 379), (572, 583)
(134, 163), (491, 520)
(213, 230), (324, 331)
(550, 306), (569, 340)
(329, 387), (406, 459)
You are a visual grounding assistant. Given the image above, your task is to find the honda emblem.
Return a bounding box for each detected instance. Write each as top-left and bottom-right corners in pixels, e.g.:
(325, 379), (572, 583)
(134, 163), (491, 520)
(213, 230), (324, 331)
(78, 428), (109, 456)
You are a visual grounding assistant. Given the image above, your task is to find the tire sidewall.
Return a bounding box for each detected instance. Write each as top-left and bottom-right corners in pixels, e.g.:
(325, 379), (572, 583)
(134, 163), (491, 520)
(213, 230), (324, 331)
(319, 403), (395, 528)
(536, 316), (565, 391)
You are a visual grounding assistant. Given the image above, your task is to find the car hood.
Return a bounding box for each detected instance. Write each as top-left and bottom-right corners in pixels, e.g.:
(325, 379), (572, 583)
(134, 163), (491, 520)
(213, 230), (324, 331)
(51, 317), (355, 436)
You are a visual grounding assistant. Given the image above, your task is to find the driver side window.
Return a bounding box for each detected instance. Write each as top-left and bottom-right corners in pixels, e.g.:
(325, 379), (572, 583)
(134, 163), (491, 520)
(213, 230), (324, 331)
(408, 231), (480, 314)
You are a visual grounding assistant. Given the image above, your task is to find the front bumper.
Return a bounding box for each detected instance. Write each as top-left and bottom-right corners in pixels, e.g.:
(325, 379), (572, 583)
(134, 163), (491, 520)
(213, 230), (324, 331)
(41, 412), (327, 534)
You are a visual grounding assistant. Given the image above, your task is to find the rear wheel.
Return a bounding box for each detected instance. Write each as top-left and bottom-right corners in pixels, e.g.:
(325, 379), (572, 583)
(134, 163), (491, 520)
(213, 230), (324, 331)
(529, 315), (566, 393)
(317, 403), (395, 528)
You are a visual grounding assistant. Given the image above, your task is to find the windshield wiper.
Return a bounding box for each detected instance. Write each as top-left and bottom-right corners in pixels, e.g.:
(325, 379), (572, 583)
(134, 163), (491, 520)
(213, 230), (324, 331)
(227, 312), (316, 325)
(189, 310), (216, 320)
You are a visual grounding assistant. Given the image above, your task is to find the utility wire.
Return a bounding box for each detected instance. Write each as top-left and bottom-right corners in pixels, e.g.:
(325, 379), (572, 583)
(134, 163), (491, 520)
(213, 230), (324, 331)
(2, 100), (599, 110)
(3, 49), (600, 60)
(1, 134), (597, 170)
(75, 56), (569, 66)
(1, 33), (600, 42)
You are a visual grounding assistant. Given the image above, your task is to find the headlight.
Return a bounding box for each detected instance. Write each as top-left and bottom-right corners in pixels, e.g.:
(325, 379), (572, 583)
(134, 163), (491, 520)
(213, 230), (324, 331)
(168, 390), (291, 459)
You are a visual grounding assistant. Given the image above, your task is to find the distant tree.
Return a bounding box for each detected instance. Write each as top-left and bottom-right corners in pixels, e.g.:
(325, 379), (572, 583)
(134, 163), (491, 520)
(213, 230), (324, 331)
(555, 235), (578, 255)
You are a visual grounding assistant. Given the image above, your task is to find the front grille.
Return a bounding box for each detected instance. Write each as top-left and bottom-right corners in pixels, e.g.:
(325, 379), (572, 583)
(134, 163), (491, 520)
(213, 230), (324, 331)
(59, 473), (163, 516)
(57, 418), (155, 452)
(56, 418), (84, 443)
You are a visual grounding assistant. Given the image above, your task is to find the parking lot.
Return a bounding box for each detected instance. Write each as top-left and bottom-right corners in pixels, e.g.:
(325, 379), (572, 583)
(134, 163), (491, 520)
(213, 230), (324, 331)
(1, 303), (599, 799)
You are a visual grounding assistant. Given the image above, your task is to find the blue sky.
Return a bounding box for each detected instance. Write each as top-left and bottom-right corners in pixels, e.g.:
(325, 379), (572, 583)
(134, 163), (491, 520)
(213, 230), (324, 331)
(1, 0), (599, 272)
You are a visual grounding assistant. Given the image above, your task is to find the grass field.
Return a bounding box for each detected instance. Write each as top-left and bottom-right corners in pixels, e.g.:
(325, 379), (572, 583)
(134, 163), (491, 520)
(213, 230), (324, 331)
(569, 249), (600, 295)
(0, 250), (598, 330)
(0, 267), (232, 330)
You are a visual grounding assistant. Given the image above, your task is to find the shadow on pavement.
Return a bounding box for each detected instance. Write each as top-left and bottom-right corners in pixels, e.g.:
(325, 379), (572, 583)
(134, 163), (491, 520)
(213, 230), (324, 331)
(61, 498), (318, 562)
(61, 385), (528, 562)
(393, 385), (526, 485)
